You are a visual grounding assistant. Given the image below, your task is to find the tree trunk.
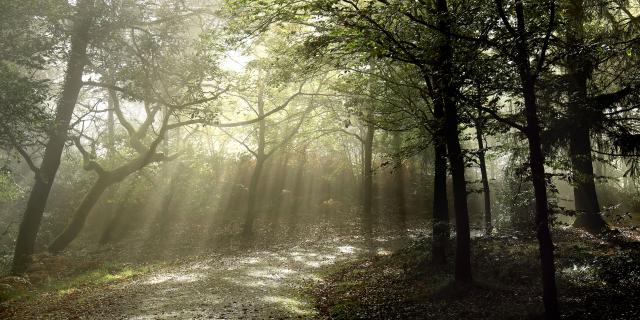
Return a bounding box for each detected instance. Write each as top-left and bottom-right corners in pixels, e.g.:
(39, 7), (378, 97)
(270, 153), (290, 231)
(475, 117), (492, 235)
(431, 97), (450, 265)
(242, 82), (266, 237)
(435, 0), (472, 284)
(49, 149), (165, 253)
(511, 1), (559, 317)
(11, 1), (93, 274)
(287, 152), (307, 236)
(392, 132), (407, 232)
(566, 0), (608, 234)
(99, 180), (136, 245)
(48, 176), (112, 254)
(362, 109), (375, 238)
(243, 157), (265, 236)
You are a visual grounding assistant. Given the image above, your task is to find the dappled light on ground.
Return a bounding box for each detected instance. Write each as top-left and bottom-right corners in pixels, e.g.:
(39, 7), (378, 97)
(0, 234), (408, 319)
(119, 236), (406, 319)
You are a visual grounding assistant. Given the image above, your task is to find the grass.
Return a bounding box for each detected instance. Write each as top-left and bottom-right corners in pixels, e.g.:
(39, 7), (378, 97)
(2, 262), (153, 302)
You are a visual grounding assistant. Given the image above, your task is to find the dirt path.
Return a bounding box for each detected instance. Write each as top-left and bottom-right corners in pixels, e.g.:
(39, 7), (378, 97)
(1, 235), (405, 319)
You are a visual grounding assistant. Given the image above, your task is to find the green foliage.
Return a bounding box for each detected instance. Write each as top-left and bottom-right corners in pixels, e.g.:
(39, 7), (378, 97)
(0, 64), (51, 150)
(0, 171), (23, 203)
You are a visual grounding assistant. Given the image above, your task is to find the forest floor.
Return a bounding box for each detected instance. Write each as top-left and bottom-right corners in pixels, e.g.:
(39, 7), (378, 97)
(312, 227), (640, 320)
(0, 226), (412, 319)
(1, 226), (639, 319)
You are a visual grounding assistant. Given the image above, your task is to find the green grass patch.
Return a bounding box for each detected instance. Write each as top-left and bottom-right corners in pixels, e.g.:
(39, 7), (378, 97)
(5, 262), (155, 302)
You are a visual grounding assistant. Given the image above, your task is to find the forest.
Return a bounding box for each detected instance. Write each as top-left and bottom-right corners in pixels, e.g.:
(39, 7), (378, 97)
(0, 0), (639, 319)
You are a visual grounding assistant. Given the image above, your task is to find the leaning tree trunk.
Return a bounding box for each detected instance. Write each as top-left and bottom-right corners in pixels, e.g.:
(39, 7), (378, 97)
(99, 180), (136, 245)
(475, 117), (493, 235)
(48, 175), (112, 253)
(566, 0), (608, 234)
(11, 1), (93, 274)
(49, 150), (164, 253)
(435, 0), (472, 284)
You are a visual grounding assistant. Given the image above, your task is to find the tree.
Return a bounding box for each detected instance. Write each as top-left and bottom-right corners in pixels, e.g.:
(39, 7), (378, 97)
(11, 0), (96, 275)
(493, 0), (559, 317)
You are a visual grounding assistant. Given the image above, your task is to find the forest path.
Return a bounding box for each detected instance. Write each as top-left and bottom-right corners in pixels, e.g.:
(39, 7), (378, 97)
(1, 233), (408, 319)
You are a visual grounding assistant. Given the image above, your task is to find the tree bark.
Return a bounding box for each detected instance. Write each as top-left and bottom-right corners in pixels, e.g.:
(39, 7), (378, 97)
(48, 176), (112, 253)
(99, 180), (136, 245)
(11, 0), (94, 274)
(362, 108), (375, 238)
(392, 132), (407, 232)
(475, 116), (492, 235)
(432, 104), (450, 265)
(287, 151), (307, 236)
(435, 0), (472, 284)
(48, 150), (166, 253)
(242, 83), (266, 237)
(243, 158), (265, 236)
(566, 0), (608, 234)
(509, 0), (560, 317)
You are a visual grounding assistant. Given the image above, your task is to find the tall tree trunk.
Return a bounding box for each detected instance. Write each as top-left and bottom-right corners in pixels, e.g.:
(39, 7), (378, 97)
(242, 83), (266, 237)
(510, 1), (560, 317)
(11, 1), (94, 274)
(566, 0), (608, 234)
(475, 116), (492, 234)
(287, 151), (307, 236)
(270, 153), (290, 231)
(243, 158), (265, 236)
(435, 0), (472, 284)
(362, 109), (375, 238)
(432, 127), (449, 265)
(392, 132), (407, 232)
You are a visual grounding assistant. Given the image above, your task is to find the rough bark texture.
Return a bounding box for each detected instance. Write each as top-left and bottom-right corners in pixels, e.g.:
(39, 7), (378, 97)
(11, 0), (94, 274)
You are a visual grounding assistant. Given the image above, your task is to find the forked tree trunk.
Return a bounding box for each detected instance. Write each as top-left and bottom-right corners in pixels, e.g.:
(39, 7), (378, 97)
(11, 0), (94, 274)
